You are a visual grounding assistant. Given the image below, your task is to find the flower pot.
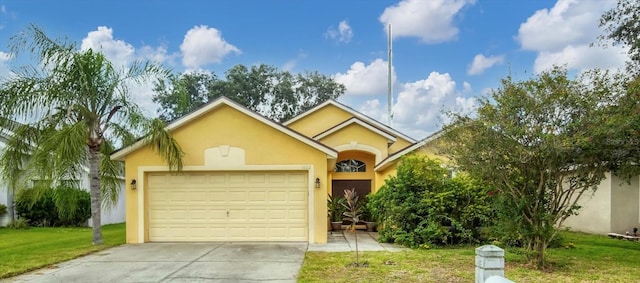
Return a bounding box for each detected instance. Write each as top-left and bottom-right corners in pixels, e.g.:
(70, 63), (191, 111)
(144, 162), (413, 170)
(365, 221), (376, 232)
(331, 221), (343, 231)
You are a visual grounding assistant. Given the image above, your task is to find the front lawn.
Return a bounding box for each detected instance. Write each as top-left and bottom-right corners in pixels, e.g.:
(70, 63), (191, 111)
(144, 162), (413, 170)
(0, 223), (126, 278)
(299, 231), (640, 282)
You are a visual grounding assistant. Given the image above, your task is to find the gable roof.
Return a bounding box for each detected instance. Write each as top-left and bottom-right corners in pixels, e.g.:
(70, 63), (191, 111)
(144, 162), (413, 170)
(374, 129), (443, 171)
(111, 97), (338, 161)
(284, 99), (416, 143)
(313, 117), (397, 143)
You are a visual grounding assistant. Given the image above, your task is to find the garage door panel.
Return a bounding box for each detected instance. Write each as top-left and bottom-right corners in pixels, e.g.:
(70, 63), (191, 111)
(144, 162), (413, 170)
(148, 171), (308, 242)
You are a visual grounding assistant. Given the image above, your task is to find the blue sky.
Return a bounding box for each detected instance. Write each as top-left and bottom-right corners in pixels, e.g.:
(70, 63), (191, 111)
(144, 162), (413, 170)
(0, 0), (629, 139)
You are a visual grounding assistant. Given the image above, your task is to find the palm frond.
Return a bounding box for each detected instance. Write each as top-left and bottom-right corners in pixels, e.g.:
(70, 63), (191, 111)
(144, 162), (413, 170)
(100, 139), (123, 210)
(145, 118), (184, 172)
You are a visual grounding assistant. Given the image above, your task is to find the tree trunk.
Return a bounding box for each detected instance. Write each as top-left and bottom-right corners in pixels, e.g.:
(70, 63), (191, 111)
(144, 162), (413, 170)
(354, 229), (359, 265)
(7, 187), (15, 223)
(532, 236), (547, 268)
(88, 146), (103, 245)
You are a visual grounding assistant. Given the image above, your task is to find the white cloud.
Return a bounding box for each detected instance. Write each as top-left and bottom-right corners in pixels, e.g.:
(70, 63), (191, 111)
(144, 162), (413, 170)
(81, 26), (176, 67)
(0, 51), (10, 61)
(358, 72), (475, 139)
(80, 27), (181, 116)
(517, 0), (626, 73)
(533, 44), (628, 73)
(81, 26), (135, 67)
(467, 54), (504, 75)
(138, 45), (170, 64)
(517, 0), (613, 52)
(180, 25), (241, 69)
(334, 59), (395, 95)
(0, 51), (11, 77)
(282, 51), (308, 72)
(379, 0), (476, 43)
(126, 80), (159, 117)
(393, 72), (455, 127)
(325, 20), (354, 43)
(455, 96), (476, 115)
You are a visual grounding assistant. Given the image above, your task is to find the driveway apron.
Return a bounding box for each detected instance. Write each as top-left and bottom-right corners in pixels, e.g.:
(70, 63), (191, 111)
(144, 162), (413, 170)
(4, 242), (308, 283)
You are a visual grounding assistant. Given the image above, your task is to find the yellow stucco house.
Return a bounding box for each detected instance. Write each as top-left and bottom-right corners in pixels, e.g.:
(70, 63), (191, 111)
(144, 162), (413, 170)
(111, 97), (439, 244)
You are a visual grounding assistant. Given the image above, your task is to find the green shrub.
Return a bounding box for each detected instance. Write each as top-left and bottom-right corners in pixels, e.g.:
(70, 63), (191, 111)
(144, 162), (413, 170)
(369, 155), (494, 247)
(15, 188), (58, 227)
(15, 186), (91, 227)
(327, 194), (346, 222)
(485, 192), (565, 249)
(7, 217), (29, 229)
(0, 203), (6, 217)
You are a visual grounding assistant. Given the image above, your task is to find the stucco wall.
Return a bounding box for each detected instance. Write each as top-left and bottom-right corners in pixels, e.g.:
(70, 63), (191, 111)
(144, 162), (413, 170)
(374, 166), (397, 193)
(610, 175), (640, 233)
(564, 173), (612, 234)
(287, 105), (353, 138)
(319, 123), (390, 161)
(388, 137), (413, 155)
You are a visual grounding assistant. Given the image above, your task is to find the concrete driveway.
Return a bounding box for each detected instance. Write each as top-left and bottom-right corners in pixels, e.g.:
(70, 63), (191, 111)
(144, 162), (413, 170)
(5, 242), (308, 283)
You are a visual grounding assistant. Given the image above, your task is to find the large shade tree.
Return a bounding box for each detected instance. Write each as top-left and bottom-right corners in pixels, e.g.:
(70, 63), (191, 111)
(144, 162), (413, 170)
(0, 25), (184, 244)
(153, 64), (346, 122)
(599, 0), (640, 73)
(443, 67), (635, 267)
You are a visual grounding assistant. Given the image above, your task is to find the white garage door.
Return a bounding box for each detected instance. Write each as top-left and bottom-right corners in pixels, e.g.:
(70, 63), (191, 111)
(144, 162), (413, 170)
(147, 171), (308, 242)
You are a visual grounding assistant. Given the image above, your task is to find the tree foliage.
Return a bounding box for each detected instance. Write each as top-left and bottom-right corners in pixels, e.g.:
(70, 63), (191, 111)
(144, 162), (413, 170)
(153, 64), (346, 122)
(369, 155), (493, 248)
(599, 0), (640, 73)
(443, 67), (636, 267)
(0, 25), (184, 244)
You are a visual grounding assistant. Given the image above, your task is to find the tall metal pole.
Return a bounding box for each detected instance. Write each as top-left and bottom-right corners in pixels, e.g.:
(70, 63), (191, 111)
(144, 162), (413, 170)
(387, 24), (393, 126)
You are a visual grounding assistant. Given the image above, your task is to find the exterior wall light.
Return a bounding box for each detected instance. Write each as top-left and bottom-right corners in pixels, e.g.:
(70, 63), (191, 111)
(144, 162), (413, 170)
(315, 178), (321, 189)
(130, 179), (137, 190)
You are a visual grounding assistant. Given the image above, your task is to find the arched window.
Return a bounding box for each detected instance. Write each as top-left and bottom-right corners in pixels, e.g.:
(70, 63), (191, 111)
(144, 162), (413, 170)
(335, 159), (366, 172)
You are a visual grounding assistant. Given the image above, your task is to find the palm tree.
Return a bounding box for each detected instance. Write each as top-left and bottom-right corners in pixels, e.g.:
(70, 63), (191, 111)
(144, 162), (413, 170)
(0, 25), (184, 244)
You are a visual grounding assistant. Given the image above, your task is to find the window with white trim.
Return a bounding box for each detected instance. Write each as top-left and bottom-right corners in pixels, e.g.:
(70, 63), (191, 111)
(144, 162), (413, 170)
(335, 159), (366, 172)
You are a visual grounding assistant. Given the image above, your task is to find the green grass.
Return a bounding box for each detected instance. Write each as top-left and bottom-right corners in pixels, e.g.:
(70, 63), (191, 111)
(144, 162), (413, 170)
(299, 231), (640, 283)
(0, 223), (126, 279)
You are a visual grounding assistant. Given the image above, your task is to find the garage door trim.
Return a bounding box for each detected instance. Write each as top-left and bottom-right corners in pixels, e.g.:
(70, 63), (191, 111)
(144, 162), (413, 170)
(135, 164), (316, 243)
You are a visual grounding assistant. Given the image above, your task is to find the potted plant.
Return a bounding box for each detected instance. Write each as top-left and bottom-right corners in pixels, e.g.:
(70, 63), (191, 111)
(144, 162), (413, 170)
(361, 194), (377, 232)
(327, 194), (346, 231)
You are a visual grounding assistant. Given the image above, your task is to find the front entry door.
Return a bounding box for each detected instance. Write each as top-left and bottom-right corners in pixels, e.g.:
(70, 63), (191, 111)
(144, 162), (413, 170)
(331, 180), (371, 199)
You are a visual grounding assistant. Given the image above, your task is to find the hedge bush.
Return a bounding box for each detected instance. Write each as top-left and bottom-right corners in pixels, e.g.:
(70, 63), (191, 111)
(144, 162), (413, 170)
(369, 155), (494, 247)
(15, 186), (91, 227)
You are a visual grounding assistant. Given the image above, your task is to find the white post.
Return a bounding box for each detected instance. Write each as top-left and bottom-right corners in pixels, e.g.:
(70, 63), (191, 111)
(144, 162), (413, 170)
(475, 245), (505, 283)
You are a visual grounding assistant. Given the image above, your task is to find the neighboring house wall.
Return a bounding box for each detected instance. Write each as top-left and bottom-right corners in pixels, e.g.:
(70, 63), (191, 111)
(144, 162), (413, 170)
(84, 176), (126, 226)
(610, 175), (640, 233)
(0, 141), (9, 226)
(0, 179), (9, 226)
(564, 173), (640, 234)
(564, 173), (612, 234)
